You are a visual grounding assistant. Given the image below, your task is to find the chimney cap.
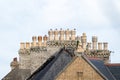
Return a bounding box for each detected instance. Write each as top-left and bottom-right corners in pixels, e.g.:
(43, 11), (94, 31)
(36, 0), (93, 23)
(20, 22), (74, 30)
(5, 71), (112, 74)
(82, 33), (86, 36)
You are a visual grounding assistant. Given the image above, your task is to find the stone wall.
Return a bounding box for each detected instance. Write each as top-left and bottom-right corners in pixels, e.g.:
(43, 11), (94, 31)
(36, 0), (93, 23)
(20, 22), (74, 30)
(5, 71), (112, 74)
(19, 49), (31, 69)
(30, 47), (61, 73)
(56, 57), (104, 80)
(19, 46), (61, 73)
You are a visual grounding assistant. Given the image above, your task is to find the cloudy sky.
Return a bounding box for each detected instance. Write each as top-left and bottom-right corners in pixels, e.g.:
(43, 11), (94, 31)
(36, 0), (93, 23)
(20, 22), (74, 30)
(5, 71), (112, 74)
(0, 0), (120, 79)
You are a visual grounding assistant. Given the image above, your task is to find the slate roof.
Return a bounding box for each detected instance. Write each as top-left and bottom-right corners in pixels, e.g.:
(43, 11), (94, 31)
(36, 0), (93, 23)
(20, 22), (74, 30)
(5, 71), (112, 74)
(2, 67), (31, 80)
(89, 59), (116, 80)
(27, 48), (75, 80)
(106, 64), (120, 80)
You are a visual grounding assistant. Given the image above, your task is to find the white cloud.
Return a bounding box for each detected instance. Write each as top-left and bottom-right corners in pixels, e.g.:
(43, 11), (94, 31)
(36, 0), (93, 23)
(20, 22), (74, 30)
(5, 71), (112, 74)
(79, 0), (109, 25)
(113, 0), (120, 13)
(42, 0), (73, 24)
(41, 0), (110, 27)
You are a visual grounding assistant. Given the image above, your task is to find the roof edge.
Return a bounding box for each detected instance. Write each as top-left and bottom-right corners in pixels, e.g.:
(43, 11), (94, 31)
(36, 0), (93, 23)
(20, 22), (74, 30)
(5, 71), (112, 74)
(105, 63), (120, 66)
(81, 54), (108, 80)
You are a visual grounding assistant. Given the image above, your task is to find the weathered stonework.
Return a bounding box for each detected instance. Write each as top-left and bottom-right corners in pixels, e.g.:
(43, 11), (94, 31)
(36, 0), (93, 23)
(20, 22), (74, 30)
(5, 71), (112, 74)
(10, 29), (111, 77)
(84, 50), (110, 63)
(19, 49), (31, 69)
(56, 57), (104, 80)
(47, 40), (77, 48)
(30, 47), (61, 73)
(2, 28), (114, 80)
(19, 45), (62, 73)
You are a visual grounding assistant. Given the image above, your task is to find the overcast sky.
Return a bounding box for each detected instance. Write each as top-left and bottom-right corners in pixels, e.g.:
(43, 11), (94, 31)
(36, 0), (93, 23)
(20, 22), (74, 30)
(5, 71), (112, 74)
(0, 0), (120, 79)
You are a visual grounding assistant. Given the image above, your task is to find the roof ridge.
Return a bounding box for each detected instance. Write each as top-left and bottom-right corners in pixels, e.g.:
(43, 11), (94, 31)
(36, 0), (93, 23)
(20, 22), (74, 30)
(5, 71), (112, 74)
(105, 63), (120, 66)
(88, 57), (103, 60)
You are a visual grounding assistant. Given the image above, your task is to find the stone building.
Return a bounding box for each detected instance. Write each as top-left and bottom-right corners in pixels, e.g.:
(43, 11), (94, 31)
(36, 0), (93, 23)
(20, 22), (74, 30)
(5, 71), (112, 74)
(2, 29), (120, 80)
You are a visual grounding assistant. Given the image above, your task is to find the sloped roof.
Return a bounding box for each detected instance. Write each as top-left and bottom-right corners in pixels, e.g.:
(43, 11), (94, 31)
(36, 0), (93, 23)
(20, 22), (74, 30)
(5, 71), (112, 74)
(55, 54), (108, 80)
(2, 67), (31, 80)
(27, 47), (120, 80)
(89, 58), (116, 80)
(106, 64), (120, 80)
(80, 55), (109, 80)
(28, 47), (115, 80)
(27, 48), (75, 80)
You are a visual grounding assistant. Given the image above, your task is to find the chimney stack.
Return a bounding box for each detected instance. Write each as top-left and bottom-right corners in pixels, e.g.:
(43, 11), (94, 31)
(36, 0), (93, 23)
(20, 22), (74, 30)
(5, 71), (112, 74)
(92, 36), (97, 50)
(103, 42), (108, 50)
(81, 33), (87, 50)
(43, 35), (48, 46)
(71, 29), (76, 40)
(32, 36), (37, 47)
(98, 42), (102, 50)
(65, 29), (70, 40)
(20, 42), (25, 49)
(26, 42), (30, 49)
(59, 28), (64, 40)
(38, 36), (42, 46)
(54, 29), (59, 40)
(48, 29), (53, 41)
